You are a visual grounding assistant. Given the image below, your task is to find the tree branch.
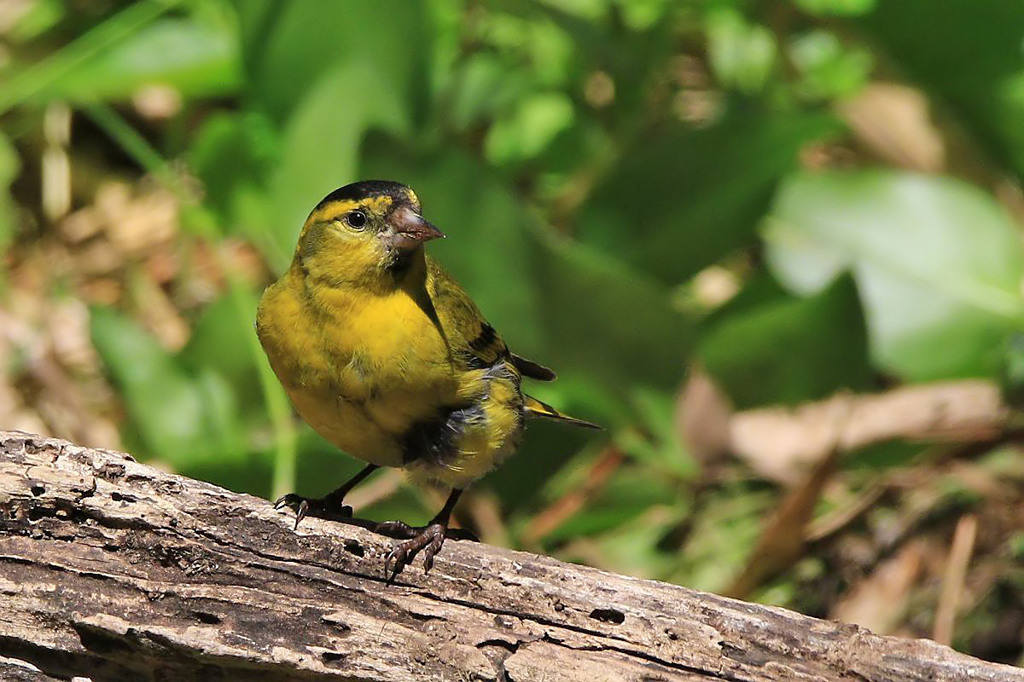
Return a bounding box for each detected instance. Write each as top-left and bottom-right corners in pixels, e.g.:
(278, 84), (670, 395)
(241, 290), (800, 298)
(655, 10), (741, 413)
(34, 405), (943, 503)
(0, 431), (1020, 681)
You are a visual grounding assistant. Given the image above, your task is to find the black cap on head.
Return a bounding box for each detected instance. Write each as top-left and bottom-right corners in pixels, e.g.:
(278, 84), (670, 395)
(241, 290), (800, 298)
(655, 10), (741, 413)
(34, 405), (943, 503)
(314, 180), (414, 213)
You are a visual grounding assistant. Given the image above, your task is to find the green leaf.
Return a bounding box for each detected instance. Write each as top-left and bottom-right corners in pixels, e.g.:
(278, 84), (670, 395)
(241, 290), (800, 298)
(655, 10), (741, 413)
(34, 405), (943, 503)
(706, 8), (777, 94)
(0, 0), (183, 115)
(5, 0), (64, 43)
(233, 0), (429, 124)
(765, 170), (1024, 380)
(90, 306), (244, 465)
(587, 509), (689, 579)
(860, 0), (1024, 176)
(179, 292), (263, 409)
(447, 53), (532, 131)
(789, 30), (872, 101)
(188, 110), (278, 221)
(794, 0), (877, 17)
(229, 0), (433, 269)
(497, 1), (674, 114)
(700, 274), (871, 408)
(35, 16), (241, 103)
(479, 11), (576, 88)
(673, 483), (775, 592)
(537, 0), (607, 21)
(530, 231), (693, 410)
(0, 133), (19, 250)
(620, 388), (699, 479)
(484, 91), (576, 164)
(613, 0), (675, 30)
(578, 112), (839, 285)
(999, 333), (1024, 408)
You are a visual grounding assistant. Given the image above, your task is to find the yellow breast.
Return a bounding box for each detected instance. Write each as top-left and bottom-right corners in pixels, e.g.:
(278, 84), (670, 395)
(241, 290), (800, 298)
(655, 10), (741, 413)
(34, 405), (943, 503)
(256, 268), (458, 467)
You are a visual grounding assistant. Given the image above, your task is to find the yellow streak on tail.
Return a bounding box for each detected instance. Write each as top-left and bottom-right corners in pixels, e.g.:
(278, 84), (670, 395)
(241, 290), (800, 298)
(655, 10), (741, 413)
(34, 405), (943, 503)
(523, 394), (601, 430)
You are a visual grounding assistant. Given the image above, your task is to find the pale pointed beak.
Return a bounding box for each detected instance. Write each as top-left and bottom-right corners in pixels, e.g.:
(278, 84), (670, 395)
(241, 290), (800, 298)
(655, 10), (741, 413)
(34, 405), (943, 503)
(388, 205), (445, 251)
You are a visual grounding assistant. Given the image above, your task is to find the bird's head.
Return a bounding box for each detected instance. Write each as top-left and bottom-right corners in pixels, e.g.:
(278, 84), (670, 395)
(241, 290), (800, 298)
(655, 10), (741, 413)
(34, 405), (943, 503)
(294, 180), (444, 288)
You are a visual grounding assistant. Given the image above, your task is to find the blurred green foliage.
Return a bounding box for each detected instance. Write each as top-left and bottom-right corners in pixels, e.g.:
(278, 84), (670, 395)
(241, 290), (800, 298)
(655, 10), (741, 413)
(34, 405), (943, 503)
(3, 0), (1024, 655)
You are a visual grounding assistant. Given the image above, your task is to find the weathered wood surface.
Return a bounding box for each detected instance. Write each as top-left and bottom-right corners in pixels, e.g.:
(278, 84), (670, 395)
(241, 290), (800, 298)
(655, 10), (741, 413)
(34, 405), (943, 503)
(0, 431), (1020, 682)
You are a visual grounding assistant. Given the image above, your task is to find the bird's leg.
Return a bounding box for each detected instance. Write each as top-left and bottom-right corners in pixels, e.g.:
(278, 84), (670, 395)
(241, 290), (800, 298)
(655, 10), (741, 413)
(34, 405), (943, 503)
(275, 463), (379, 529)
(380, 489), (467, 578)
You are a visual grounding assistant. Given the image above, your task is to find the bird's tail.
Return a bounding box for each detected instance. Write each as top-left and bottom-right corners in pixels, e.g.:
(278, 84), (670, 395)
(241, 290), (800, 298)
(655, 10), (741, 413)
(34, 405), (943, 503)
(524, 394), (601, 429)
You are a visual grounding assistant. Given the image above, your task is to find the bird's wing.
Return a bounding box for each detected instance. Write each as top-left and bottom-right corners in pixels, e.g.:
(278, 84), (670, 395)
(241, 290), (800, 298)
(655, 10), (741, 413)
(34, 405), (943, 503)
(425, 258), (510, 370)
(425, 257), (600, 429)
(425, 257), (554, 379)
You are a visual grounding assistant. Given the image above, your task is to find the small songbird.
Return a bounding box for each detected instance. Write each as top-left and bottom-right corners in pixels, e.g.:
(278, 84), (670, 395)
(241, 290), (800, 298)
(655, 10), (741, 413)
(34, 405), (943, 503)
(256, 180), (597, 575)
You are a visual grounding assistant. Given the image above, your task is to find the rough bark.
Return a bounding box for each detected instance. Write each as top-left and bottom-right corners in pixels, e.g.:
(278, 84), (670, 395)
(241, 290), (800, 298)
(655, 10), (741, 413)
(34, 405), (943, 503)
(0, 430), (1020, 682)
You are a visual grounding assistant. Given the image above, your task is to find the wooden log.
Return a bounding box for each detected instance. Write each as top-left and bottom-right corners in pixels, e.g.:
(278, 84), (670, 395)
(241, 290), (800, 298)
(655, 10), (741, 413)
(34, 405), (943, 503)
(0, 430), (1020, 681)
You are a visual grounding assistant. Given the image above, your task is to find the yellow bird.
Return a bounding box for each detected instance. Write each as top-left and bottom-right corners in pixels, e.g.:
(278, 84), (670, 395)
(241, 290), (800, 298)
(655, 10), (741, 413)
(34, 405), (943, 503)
(256, 180), (597, 574)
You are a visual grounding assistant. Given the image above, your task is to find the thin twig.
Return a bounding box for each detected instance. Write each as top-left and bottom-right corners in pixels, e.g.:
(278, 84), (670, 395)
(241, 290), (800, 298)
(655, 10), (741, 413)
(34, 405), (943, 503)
(933, 514), (979, 646)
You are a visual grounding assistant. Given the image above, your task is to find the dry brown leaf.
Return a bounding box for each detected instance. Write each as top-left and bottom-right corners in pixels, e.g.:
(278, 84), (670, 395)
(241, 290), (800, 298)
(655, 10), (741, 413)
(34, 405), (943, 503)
(832, 540), (925, 634)
(730, 381), (1008, 483)
(838, 82), (946, 172)
(675, 365), (733, 467)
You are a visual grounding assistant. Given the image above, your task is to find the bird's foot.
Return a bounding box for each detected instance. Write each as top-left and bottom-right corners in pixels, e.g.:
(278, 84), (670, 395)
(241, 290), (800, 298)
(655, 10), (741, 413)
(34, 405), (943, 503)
(384, 522), (446, 578)
(372, 520), (478, 578)
(274, 493), (352, 530)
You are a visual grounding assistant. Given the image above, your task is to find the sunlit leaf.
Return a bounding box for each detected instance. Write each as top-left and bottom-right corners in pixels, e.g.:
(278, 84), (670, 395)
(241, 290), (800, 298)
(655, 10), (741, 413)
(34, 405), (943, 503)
(41, 17), (241, 102)
(789, 30), (872, 100)
(765, 170), (1024, 380)
(706, 8), (777, 94)
(537, 0), (607, 21)
(485, 92), (576, 164)
(448, 54), (532, 131)
(6, 0), (64, 43)
(623, 388), (699, 479)
(614, 0), (675, 30)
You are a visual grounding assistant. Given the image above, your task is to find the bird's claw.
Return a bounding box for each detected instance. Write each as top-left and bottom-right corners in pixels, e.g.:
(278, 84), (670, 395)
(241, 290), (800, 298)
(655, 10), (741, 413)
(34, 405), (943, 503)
(383, 522), (448, 580)
(274, 493), (352, 529)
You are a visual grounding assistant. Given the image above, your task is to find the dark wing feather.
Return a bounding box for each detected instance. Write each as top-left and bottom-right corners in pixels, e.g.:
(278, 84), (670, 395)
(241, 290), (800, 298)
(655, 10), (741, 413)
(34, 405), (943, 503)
(510, 353), (556, 381)
(426, 258), (510, 370)
(426, 259), (560, 379)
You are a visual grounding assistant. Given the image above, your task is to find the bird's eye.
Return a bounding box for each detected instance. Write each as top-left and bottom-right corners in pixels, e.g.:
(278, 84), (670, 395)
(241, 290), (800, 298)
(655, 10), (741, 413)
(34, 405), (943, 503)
(345, 210), (367, 229)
